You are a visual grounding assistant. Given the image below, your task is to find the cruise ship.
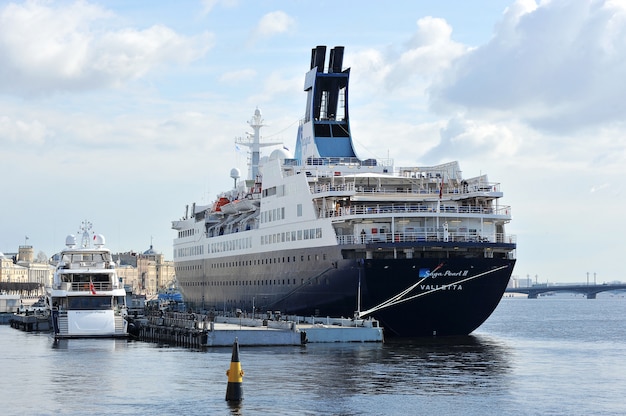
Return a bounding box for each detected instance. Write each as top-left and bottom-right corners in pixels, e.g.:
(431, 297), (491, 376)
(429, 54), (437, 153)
(172, 45), (516, 337)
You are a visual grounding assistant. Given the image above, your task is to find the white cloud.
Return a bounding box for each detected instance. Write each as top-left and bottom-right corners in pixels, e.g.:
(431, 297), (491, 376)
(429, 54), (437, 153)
(200, 0), (238, 16)
(219, 69), (257, 84)
(94, 25), (213, 83)
(0, 1), (214, 96)
(428, 0), (626, 133)
(0, 115), (48, 145)
(426, 115), (522, 163)
(250, 11), (295, 41)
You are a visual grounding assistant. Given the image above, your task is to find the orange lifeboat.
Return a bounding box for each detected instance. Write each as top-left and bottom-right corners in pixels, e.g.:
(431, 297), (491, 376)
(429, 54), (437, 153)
(212, 197), (230, 212)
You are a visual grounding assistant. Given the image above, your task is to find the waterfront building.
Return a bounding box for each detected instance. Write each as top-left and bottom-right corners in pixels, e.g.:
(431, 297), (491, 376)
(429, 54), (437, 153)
(0, 245), (53, 295)
(114, 245), (175, 295)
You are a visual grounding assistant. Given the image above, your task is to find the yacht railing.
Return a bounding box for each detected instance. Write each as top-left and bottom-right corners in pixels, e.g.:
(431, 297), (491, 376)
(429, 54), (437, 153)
(66, 282), (113, 291)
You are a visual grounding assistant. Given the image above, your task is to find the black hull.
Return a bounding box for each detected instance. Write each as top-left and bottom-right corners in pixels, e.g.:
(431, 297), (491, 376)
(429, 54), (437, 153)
(361, 257), (514, 337)
(178, 254), (515, 338)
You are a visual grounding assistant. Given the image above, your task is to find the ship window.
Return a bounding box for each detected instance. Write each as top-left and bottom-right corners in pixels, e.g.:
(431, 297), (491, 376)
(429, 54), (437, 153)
(297, 204), (302, 217)
(68, 296), (112, 310)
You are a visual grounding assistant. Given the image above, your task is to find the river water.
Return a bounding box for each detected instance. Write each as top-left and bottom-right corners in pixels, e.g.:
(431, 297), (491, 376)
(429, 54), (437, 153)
(1, 296), (626, 415)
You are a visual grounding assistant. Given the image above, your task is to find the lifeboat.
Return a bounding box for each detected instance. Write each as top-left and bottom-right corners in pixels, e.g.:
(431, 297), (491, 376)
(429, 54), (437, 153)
(212, 197), (230, 212)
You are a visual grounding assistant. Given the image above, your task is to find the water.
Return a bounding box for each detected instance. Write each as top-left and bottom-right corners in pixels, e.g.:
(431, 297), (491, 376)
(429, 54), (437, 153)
(2, 296), (626, 415)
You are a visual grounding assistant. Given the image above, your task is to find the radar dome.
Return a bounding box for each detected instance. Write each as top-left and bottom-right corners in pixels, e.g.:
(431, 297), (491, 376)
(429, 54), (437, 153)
(269, 148), (293, 162)
(230, 168), (241, 180)
(94, 234), (106, 246)
(65, 234), (76, 248)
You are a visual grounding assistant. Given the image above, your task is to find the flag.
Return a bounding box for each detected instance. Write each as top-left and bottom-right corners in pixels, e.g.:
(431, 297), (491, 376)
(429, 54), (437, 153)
(89, 278), (96, 295)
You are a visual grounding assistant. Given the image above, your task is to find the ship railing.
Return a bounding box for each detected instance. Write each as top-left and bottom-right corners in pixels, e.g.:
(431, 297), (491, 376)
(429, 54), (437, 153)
(349, 182), (501, 196)
(310, 182), (355, 194)
(67, 282), (113, 291)
(337, 232), (516, 245)
(285, 156), (393, 169)
(319, 203), (511, 218)
(308, 179), (501, 196)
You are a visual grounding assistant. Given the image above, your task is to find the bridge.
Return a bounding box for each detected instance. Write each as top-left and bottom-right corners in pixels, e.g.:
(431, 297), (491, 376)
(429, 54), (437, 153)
(505, 283), (626, 299)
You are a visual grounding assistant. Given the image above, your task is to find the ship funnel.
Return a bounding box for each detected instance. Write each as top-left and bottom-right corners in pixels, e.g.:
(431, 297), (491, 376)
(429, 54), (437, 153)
(311, 45), (327, 71)
(329, 46), (344, 73)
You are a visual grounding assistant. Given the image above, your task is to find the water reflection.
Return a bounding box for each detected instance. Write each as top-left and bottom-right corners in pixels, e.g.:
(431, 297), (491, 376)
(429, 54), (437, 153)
(51, 337), (125, 351)
(240, 334), (513, 400)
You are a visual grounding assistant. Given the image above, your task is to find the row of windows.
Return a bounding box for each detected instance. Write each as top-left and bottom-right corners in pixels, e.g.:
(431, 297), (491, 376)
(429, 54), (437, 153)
(175, 253), (328, 273)
(261, 207), (285, 224)
(181, 276), (329, 287)
(261, 228), (323, 245)
(210, 237), (252, 253)
(178, 228), (196, 238)
(211, 253), (327, 268)
(175, 245), (205, 258)
(175, 226), (324, 258)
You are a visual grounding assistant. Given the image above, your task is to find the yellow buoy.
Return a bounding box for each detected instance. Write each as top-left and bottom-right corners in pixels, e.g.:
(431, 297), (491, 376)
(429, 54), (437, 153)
(225, 338), (244, 401)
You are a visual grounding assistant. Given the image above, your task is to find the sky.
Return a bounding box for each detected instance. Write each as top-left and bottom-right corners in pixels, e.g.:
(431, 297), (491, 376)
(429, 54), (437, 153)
(1, 0), (625, 284)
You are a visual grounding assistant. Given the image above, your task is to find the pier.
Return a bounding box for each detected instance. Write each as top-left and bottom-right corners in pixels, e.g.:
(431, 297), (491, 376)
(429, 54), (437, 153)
(505, 283), (626, 299)
(137, 312), (384, 347)
(9, 312), (51, 332)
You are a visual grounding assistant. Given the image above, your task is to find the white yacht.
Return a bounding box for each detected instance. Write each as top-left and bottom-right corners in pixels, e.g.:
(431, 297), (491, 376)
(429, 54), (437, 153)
(47, 222), (129, 338)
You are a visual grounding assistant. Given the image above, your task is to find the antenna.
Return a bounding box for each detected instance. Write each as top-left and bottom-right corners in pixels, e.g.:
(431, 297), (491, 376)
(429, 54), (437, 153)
(78, 220), (93, 248)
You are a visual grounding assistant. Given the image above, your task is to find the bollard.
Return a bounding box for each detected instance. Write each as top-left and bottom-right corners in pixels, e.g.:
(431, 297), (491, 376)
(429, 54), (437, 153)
(225, 338), (244, 402)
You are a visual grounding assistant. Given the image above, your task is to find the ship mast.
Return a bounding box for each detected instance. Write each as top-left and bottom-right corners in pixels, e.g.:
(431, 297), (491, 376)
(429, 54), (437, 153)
(235, 108), (282, 181)
(78, 220), (93, 248)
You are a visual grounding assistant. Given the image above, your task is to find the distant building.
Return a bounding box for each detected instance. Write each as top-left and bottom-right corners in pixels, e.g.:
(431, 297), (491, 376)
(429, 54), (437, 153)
(508, 276), (533, 288)
(0, 245), (53, 295)
(114, 245), (175, 295)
